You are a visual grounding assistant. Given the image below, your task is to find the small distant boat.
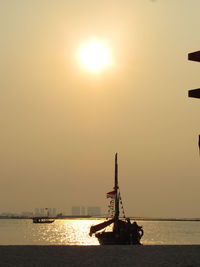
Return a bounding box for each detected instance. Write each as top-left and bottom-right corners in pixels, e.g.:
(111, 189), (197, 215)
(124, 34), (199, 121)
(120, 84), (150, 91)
(32, 217), (55, 224)
(32, 208), (55, 224)
(89, 153), (144, 245)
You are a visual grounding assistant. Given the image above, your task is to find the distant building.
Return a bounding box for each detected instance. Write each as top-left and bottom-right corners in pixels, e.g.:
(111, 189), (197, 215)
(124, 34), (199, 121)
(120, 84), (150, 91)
(1, 212), (18, 217)
(87, 207), (101, 216)
(40, 208), (45, 216)
(71, 206), (101, 216)
(52, 208), (57, 217)
(48, 208), (57, 217)
(34, 208), (55, 217)
(34, 208), (40, 216)
(21, 211), (33, 217)
(81, 206), (85, 216)
(71, 206), (81, 216)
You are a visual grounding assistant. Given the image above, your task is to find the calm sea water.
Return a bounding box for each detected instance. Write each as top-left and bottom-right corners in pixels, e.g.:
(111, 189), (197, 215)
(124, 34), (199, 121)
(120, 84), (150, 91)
(0, 219), (200, 245)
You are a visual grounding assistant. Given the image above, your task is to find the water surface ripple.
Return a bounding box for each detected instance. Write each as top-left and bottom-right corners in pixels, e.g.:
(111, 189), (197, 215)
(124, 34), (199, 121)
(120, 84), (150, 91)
(0, 219), (199, 245)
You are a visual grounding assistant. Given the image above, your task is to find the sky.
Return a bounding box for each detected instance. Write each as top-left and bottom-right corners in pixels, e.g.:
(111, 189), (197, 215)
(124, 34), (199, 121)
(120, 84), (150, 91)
(0, 0), (200, 218)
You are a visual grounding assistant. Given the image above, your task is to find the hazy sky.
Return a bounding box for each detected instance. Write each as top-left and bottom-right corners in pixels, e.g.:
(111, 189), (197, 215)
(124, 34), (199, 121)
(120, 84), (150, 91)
(0, 0), (200, 218)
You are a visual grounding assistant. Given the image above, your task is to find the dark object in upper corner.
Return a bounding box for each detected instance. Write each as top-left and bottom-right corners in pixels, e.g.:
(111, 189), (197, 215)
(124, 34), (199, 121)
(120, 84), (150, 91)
(188, 51), (200, 62)
(188, 88), (200, 99)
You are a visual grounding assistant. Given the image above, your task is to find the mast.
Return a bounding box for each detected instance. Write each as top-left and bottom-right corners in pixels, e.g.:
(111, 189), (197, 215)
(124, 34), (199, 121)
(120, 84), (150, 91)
(114, 153), (119, 220)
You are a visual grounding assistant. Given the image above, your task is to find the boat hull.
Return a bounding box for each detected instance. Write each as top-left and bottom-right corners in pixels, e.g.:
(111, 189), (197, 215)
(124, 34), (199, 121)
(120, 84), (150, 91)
(95, 231), (142, 245)
(33, 221), (54, 224)
(32, 217), (55, 223)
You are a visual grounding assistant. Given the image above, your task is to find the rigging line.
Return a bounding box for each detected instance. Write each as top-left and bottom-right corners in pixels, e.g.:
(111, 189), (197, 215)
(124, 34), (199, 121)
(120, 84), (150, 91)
(119, 191), (126, 218)
(107, 199), (114, 219)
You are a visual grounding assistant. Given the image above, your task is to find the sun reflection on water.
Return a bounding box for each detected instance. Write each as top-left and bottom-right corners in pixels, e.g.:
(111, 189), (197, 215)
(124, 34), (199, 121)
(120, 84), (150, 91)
(0, 219), (200, 245)
(28, 219), (100, 245)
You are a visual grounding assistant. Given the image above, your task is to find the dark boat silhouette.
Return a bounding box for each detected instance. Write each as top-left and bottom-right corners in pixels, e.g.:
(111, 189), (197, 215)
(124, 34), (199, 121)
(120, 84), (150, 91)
(89, 153), (144, 245)
(32, 208), (55, 224)
(32, 217), (55, 223)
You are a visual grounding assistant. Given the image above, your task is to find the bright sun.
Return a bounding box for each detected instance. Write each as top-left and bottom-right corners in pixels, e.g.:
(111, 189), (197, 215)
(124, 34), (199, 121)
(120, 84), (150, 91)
(79, 40), (111, 71)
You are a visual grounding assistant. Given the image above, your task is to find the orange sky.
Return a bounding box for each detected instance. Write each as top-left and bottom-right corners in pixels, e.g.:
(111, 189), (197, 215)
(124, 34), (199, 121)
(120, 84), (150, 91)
(0, 0), (200, 218)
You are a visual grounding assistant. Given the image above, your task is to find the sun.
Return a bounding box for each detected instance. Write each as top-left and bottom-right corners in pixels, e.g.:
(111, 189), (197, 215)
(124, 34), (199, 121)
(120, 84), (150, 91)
(79, 40), (111, 71)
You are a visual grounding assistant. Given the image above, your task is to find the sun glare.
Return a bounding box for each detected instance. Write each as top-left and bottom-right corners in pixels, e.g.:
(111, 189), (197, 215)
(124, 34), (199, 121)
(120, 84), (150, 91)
(79, 40), (111, 71)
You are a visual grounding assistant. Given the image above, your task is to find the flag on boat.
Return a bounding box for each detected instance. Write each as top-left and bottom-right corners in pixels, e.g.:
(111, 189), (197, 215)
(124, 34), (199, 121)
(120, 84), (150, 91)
(106, 190), (116, 198)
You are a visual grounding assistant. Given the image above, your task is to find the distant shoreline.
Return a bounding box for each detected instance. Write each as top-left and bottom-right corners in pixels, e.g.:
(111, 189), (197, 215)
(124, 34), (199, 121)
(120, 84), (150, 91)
(0, 216), (200, 222)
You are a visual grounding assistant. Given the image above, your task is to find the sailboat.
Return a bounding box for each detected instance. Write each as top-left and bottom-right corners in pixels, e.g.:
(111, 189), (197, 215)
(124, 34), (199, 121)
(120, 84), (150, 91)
(89, 153), (144, 245)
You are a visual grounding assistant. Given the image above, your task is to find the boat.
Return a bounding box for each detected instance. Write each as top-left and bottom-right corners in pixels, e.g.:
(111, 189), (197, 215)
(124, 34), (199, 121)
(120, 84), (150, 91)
(32, 208), (55, 224)
(89, 153), (144, 245)
(32, 217), (55, 223)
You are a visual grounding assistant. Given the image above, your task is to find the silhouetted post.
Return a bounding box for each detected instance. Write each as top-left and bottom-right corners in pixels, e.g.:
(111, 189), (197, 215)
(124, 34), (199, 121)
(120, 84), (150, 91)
(188, 50), (200, 98)
(188, 51), (200, 152)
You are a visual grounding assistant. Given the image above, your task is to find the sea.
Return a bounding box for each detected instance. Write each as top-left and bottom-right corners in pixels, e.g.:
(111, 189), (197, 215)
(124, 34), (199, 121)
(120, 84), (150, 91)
(0, 219), (200, 245)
